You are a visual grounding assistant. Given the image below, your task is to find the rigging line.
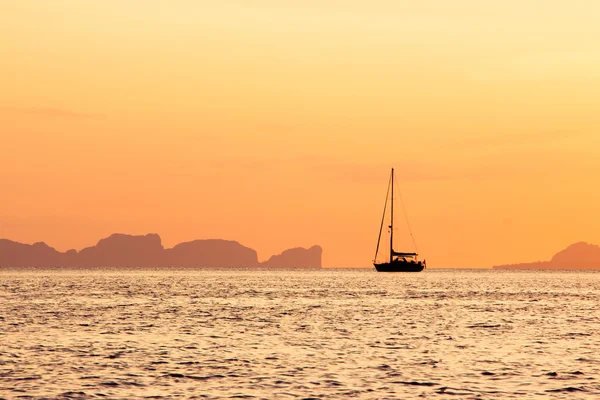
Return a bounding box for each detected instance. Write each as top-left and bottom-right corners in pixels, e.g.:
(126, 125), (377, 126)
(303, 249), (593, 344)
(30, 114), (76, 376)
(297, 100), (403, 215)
(394, 174), (419, 253)
(374, 172), (392, 262)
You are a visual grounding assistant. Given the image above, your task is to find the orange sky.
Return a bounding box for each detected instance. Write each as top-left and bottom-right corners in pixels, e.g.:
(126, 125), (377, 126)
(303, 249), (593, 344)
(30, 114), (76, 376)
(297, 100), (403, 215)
(1, 1), (599, 267)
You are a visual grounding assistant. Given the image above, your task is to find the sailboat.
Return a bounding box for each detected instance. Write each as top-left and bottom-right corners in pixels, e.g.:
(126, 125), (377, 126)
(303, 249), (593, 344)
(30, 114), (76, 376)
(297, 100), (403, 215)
(373, 168), (425, 272)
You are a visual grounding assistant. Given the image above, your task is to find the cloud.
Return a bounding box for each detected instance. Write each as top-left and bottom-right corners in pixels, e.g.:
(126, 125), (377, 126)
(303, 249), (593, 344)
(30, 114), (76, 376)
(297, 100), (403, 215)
(307, 159), (452, 183)
(440, 131), (585, 150)
(469, 50), (600, 82)
(0, 107), (104, 120)
(164, 149), (584, 186)
(304, 146), (592, 184)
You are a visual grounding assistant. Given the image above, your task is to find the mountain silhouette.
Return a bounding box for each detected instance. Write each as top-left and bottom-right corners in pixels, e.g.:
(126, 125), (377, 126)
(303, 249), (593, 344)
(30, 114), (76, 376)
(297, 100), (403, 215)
(0, 240), (66, 267)
(0, 233), (322, 268)
(165, 239), (259, 267)
(78, 233), (165, 267)
(262, 246), (322, 268)
(493, 242), (600, 270)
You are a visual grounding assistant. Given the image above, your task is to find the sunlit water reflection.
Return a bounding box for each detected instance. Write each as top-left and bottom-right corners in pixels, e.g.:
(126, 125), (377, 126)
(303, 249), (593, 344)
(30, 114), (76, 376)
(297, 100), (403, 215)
(1, 268), (599, 399)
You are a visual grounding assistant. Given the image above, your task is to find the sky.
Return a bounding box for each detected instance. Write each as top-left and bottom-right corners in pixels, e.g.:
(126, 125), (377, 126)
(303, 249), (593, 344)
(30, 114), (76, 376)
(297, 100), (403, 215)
(1, 1), (599, 268)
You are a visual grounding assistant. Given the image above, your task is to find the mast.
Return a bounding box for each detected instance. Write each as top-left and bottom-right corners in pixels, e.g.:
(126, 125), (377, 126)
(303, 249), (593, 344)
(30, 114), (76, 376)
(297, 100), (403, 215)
(390, 168), (394, 263)
(374, 172), (391, 264)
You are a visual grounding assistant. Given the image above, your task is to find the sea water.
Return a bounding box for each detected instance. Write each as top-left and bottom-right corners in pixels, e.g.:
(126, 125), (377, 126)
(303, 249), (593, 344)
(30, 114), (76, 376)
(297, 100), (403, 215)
(1, 268), (599, 399)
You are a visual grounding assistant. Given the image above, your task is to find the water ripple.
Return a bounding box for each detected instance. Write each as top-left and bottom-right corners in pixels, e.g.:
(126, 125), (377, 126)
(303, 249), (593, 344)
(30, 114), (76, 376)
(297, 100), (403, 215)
(1, 268), (600, 399)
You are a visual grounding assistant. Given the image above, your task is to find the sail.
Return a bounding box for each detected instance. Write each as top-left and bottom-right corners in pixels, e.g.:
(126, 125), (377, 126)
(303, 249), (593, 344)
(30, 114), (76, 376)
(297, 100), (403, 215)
(392, 251), (417, 257)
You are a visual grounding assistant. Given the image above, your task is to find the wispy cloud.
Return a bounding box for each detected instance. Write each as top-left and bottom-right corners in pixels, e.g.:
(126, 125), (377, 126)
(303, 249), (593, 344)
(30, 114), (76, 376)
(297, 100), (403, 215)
(469, 49), (600, 82)
(307, 159), (451, 183)
(0, 107), (104, 120)
(440, 131), (585, 150)
(164, 148), (584, 186)
(305, 147), (590, 184)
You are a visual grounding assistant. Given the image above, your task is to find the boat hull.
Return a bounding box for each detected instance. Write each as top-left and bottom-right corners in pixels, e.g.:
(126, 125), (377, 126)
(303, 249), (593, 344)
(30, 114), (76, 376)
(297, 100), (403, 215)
(374, 260), (425, 272)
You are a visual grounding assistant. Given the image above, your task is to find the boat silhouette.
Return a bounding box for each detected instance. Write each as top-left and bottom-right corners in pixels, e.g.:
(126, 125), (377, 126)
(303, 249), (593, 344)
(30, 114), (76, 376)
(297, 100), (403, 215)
(373, 168), (425, 272)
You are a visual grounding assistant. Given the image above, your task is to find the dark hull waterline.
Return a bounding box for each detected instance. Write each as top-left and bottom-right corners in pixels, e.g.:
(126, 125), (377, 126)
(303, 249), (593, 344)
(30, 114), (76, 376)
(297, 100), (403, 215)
(374, 260), (425, 272)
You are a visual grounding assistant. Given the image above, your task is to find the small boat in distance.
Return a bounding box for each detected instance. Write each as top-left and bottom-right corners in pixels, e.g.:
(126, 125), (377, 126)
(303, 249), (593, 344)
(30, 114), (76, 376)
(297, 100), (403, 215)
(374, 168), (425, 272)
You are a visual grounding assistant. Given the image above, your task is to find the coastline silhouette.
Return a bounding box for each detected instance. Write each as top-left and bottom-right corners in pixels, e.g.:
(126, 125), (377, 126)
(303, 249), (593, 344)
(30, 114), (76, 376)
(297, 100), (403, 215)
(493, 242), (600, 270)
(0, 233), (322, 268)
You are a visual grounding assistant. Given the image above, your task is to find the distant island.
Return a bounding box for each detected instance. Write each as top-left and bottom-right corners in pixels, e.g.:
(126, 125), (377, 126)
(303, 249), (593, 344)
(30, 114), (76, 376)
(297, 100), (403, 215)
(0, 233), (322, 269)
(493, 242), (600, 270)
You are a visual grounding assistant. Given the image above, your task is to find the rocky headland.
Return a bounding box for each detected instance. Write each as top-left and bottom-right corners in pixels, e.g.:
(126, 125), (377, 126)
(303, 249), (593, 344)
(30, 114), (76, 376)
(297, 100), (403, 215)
(0, 233), (322, 268)
(493, 242), (600, 270)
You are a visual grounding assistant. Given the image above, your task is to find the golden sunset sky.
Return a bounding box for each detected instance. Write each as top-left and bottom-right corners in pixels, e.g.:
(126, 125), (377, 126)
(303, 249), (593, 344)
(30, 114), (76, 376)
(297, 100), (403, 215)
(1, 1), (599, 267)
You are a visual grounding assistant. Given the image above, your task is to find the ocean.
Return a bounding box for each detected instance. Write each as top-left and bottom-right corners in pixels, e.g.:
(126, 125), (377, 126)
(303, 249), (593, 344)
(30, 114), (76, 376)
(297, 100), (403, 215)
(1, 268), (599, 399)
